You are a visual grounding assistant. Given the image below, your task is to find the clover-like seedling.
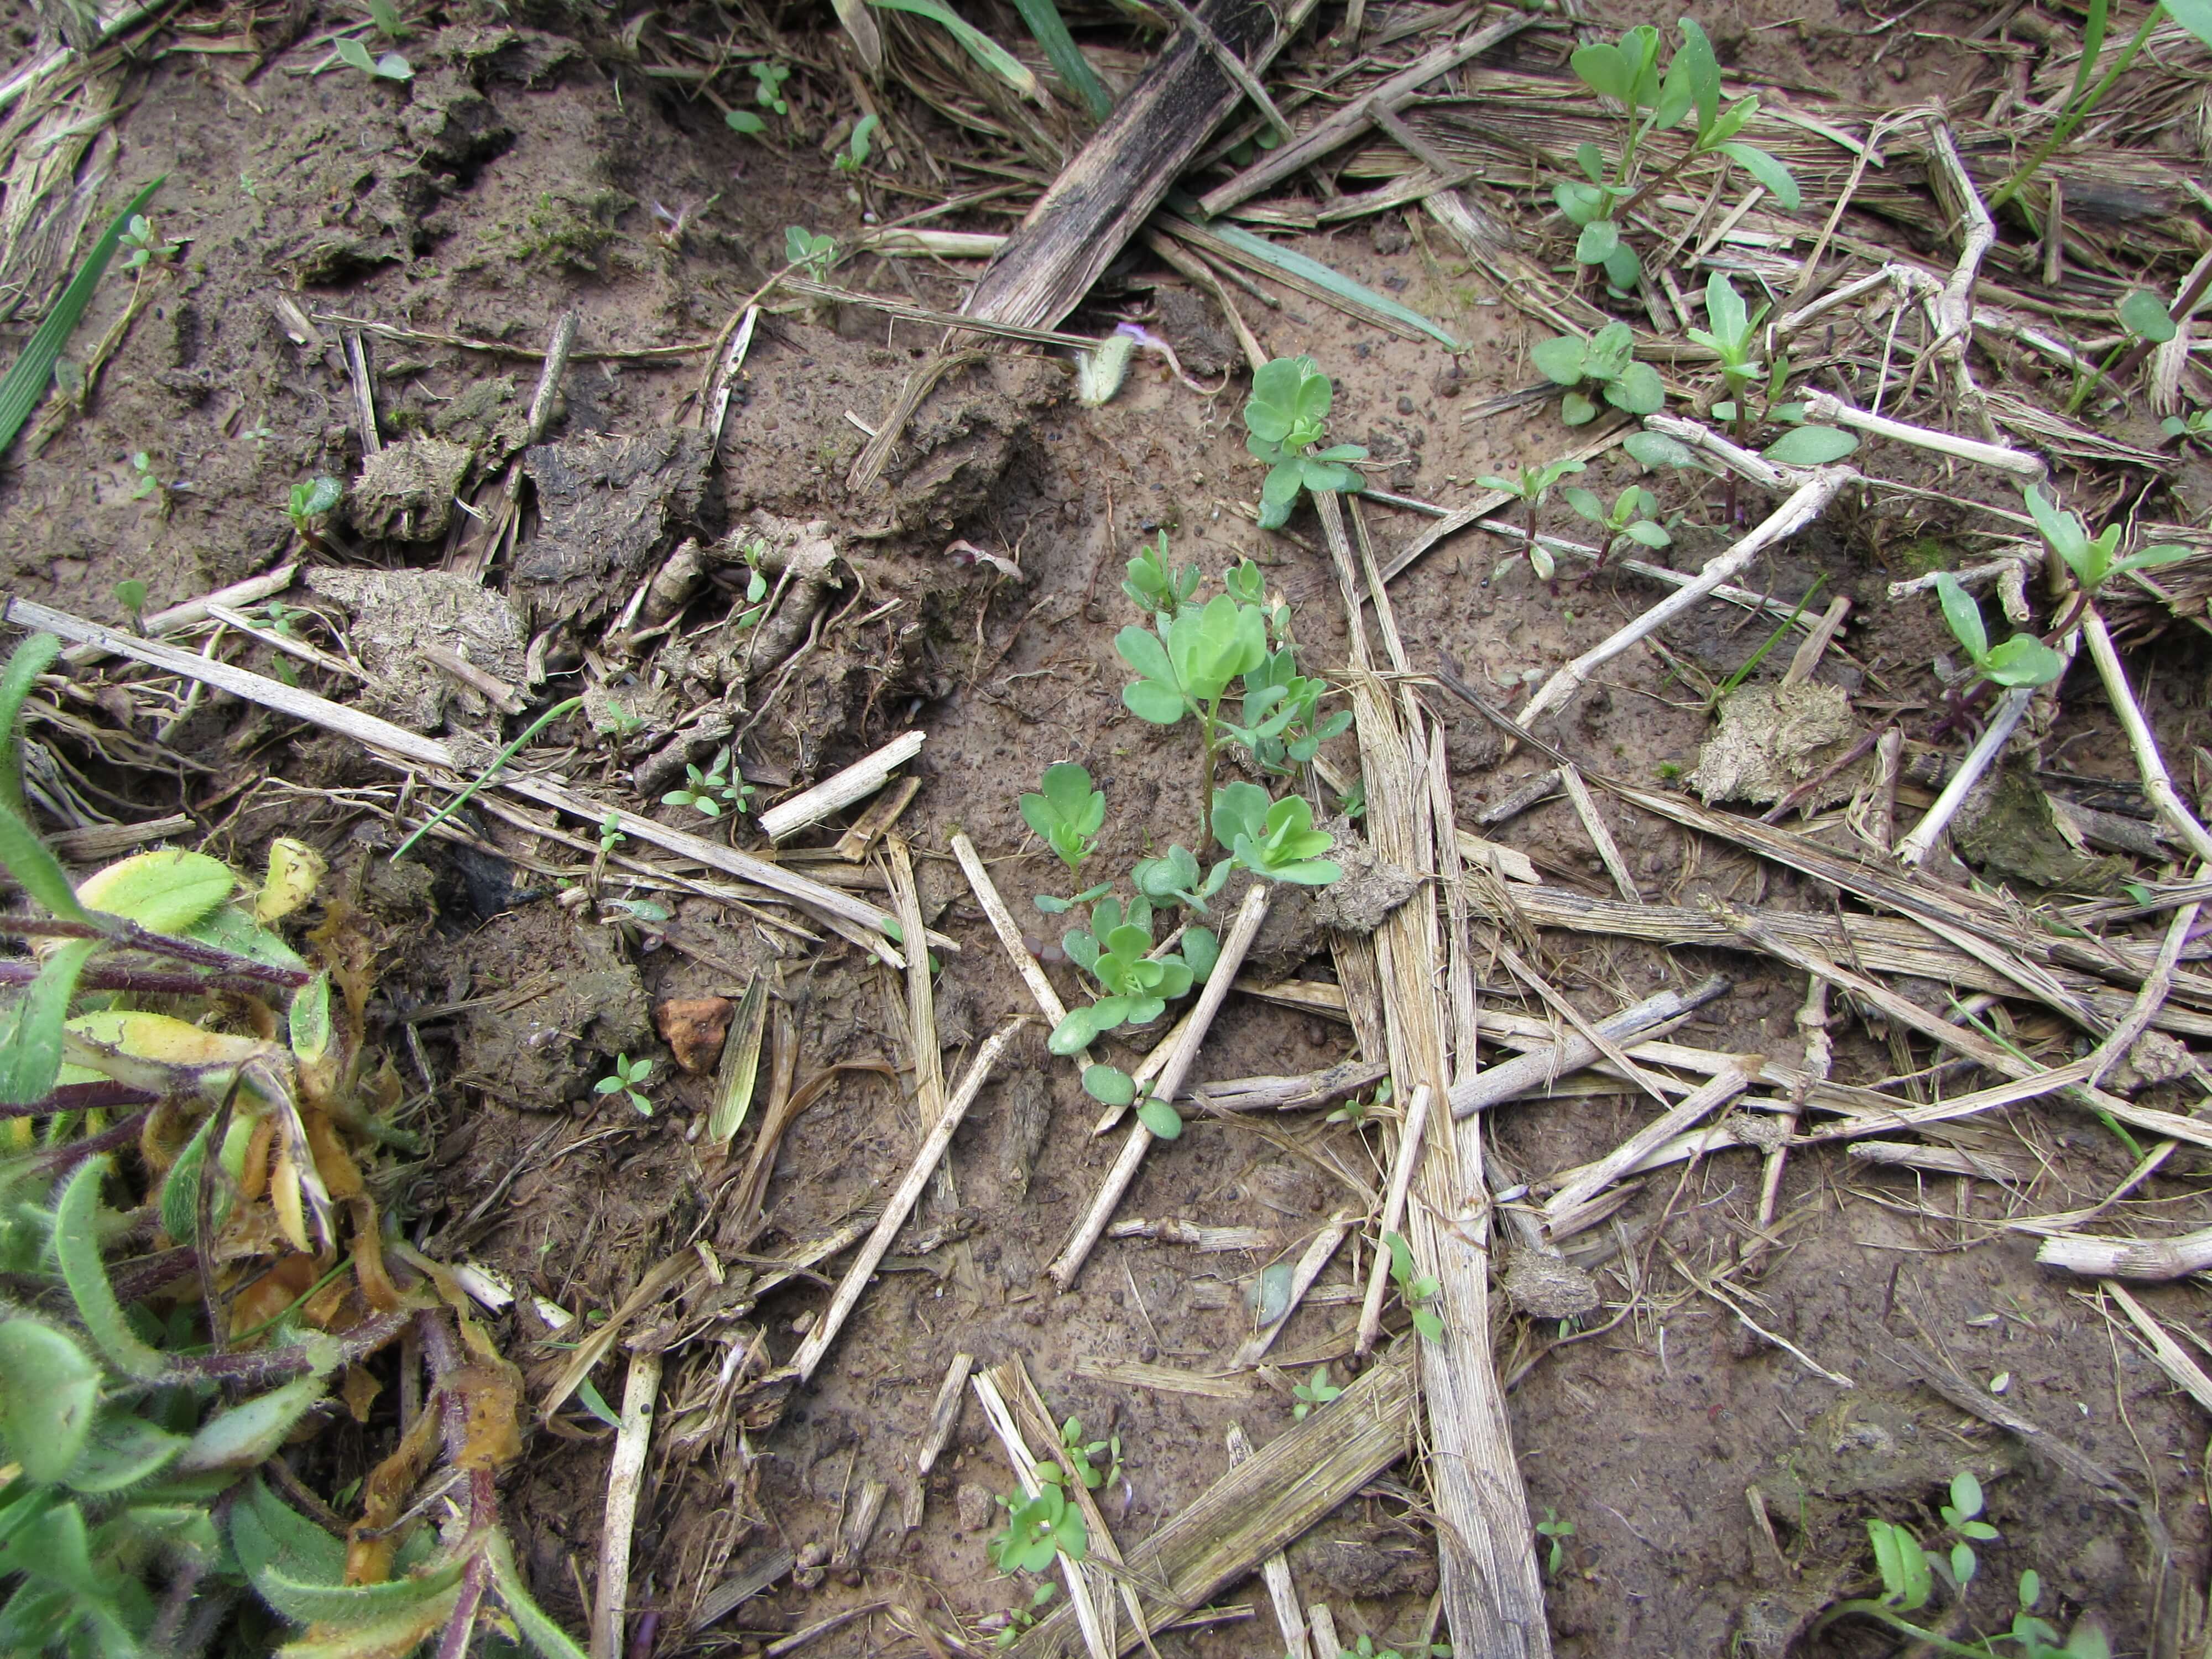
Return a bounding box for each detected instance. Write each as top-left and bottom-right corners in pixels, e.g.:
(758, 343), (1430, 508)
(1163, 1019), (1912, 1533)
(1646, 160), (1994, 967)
(784, 226), (836, 280)
(990, 1465), (1087, 1574)
(117, 214), (179, 273)
(1291, 1363), (1342, 1420)
(1231, 645), (1352, 776)
(1536, 1507), (1576, 1576)
(1936, 1468), (2000, 1589)
(1119, 591), (1269, 842)
(1383, 1229), (1444, 1340)
(1933, 572), (2064, 690)
(1531, 321), (1665, 426)
(1562, 483), (1670, 568)
(286, 476), (342, 540)
(2022, 484), (2189, 597)
(1131, 842), (1230, 914)
(596, 1053), (654, 1115)
(664, 759), (728, 818)
(1058, 1417), (1121, 1490)
(1211, 781), (1341, 885)
(1325, 1077), (1389, 1127)
(597, 812), (625, 855)
(1243, 356), (1367, 530)
(1081, 1061), (1188, 1140)
(2163, 406), (2212, 448)
(994, 1583), (1058, 1650)
(752, 60), (791, 114)
(1021, 763), (1105, 878)
(1050, 895), (1215, 1053)
(1475, 457), (1587, 582)
(1121, 531), (1201, 618)
(334, 34), (413, 79)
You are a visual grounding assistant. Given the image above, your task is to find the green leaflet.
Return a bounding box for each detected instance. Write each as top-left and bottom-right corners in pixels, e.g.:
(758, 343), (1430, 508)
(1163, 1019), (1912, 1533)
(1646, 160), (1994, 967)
(52, 1158), (169, 1380)
(0, 178), (165, 456)
(253, 1554), (466, 1626)
(487, 1525), (591, 1659)
(179, 1371), (327, 1472)
(0, 802), (93, 924)
(0, 1319), (100, 1482)
(868, 0), (1041, 101)
(0, 938), (96, 1104)
(0, 633), (60, 826)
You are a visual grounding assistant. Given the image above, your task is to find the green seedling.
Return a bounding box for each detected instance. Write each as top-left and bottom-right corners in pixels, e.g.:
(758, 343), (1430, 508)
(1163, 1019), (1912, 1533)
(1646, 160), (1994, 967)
(994, 1582), (1058, 1649)
(1082, 1061), (1187, 1140)
(1121, 530), (1202, 618)
(990, 1464), (1087, 1574)
(1382, 1229), (1444, 1340)
(1338, 778), (1368, 820)
(785, 225), (837, 280)
(2161, 405), (2212, 447)
(124, 449), (159, 503)
(116, 213), (179, 273)
(663, 750), (751, 819)
(112, 578), (147, 631)
(1021, 761), (1106, 895)
(752, 60), (791, 114)
(1234, 643), (1352, 775)
(364, 0), (410, 35)
(1131, 842), (1230, 914)
(1058, 1417), (1121, 1490)
(2066, 288), (2177, 415)
(1532, 321), (1666, 425)
(1243, 356), (1366, 530)
(1336, 1636), (1451, 1659)
(1561, 482), (1670, 568)
(1475, 457), (1586, 582)
(596, 1053), (654, 1115)
(1536, 1507), (1576, 1576)
(2021, 484), (2189, 598)
(597, 812), (625, 855)
(1118, 590), (1268, 843)
(286, 475), (342, 541)
(334, 33), (413, 79)
(835, 113), (880, 175)
(1291, 1363), (1343, 1419)
(727, 108), (768, 136)
(1324, 1077), (1389, 1127)
(1933, 572), (2065, 690)
(1050, 894), (1214, 1054)
(602, 698), (648, 740)
(1211, 781), (1341, 885)
(1687, 270), (1765, 430)
(1557, 19), (1798, 293)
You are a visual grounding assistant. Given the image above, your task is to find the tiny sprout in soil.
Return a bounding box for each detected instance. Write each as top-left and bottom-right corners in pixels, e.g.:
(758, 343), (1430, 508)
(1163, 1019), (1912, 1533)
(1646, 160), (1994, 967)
(1121, 530), (1201, 618)
(596, 1052), (655, 1115)
(2163, 405), (2212, 447)
(1242, 355), (1366, 530)
(1562, 482), (1670, 566)
(993, 1582), (1057, 1648)
(125, 449), (159, 502)
(111, 577), (147, 630)
(836, 112), (879, 175)
(598, 811), (625, 854)
(286, 474), (342, 540)
(1536, 1507), (1577, 1576)
(334, 33), (413, 79)
(664, 749), (752, 819)
(1475, 457), (1585, 583)
(1384, 1229), (1445, 1340)
(990, 1463), (1087, 1574)
(1933, 572), (2065, 690)
(1058, 1416), (1121, 1490)
(2067, 288), (2176, 415)
(117, 213), (179, 272)
(2022, 484), (2188, 598)
(1292, 1363), (1343, 1418)
(1021, 761), (1106, 902)
(785, 225), (836, 279)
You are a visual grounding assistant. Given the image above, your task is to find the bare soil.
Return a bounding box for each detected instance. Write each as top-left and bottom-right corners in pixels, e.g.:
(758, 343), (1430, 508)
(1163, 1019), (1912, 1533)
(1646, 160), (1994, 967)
(2, 1), (2208, 1656)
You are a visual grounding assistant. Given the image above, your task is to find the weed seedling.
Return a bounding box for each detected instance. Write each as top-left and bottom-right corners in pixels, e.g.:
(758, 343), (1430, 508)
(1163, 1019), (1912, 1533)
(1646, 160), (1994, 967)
(1475, 457), (1586, 582)
(1291, 1363), (1343, 1419)
(364, 0), (410, 35)
(2161, 405), (2212, 448)
(598, 812), (625, 855)
(117, 213), (179, 273)
(990, 1465), (1087, 1574)
(785, 225), (837, 280)
(1687, 270), (1765, 434)
(1561, 482), (1670, 568)
(334, 33), (413, 79)
(1532, 320), (1665, 425)
(1131, 842), (1229, 914)
(2022, 484), (2188, 606)
(752, 60), (792, 115)
(1121, 530), (1201, 618)
(1058, 1417), (1121, 1490)
(286, 475), (342, 542)
(596, 1053), (654, 1115)
(1242, 356), (1366, 529)
(1536, 1507), (1577, 1576)
(1932, 573), (2064, 690)
(1118, 591), (1269, 843)
(1338, 777), (1368, 820)
(112, 577), (147, 631)
(1325, 1077), (1389, 1127)
(835, 112), (880, 176)
(1382, 1229), (1444, 1339)
(994, 1583), (1058, 1649)
(664, 750), (750, 819)
(1210, 781), (1343, 885)
(1051, 895), (1212, 1054)
(2066, 288), (2177, 415)
(1021, 762), (1109, 912)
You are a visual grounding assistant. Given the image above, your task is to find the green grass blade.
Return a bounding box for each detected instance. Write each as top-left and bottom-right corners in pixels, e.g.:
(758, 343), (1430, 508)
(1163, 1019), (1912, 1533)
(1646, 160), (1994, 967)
(1196, 218), (1462, 348)
(1009, 0), (1112, 119)
(0, 632), (61, 825)
(2070, 0), (2109, 108)
(0, 178), (164, 457)
(869, 0), (1041, 102)
(390, 697), (581, 860)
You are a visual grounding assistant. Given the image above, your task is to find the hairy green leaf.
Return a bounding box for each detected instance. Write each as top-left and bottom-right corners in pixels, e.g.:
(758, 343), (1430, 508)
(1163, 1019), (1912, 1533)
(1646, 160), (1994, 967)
(0, 1319), (100, 1481)
(488, 1526), (591, 1659)
(0, 937), (95, 1104)
(0, 633), (60, 826)
(179, 1371), (326, 1472)
(0, 803), (92, 925)
(54, 1157), (168, 1380)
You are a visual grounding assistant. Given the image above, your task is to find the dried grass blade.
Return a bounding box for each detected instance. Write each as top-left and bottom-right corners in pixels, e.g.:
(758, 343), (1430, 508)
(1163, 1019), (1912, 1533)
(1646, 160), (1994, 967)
(707, 973), (770, 1150)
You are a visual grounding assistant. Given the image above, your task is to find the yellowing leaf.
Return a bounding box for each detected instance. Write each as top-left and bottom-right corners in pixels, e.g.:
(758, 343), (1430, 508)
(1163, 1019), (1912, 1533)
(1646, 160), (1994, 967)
(256, 838), (328, 924)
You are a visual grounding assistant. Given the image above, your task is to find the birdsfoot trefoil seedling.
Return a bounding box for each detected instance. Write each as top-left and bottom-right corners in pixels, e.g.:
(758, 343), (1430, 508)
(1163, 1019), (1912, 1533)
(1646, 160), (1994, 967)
(1121, 531), (1201, 618)
(1383, 1229), (1444, 1339)
(1475, 457), (1586, 582)
(1531, 321), (1665, 425)
(1243, 356), (1366, 529)
(596, 1053), (654, 1115)
(1292, 1363), (1343, 1418)
(1050, 895), (1212, 1054)
(1021, 763), (1107, 912)
(990, 1465), (1087, 1574)
(1210, 782), (1342, 885)
(1058, 1417), (1121, 1490)
(1562, 482), (1670, 567)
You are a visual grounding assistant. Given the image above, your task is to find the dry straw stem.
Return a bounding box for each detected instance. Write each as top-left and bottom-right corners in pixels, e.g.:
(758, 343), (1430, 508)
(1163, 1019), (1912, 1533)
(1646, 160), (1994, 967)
(789, 1019), (1021, 1382)
(758, 730), (924, 839)
(971, 1369), (1113, 1659)
(902, 1351), (973, 1530)
(1542, 1062), (1757, 1237)
(1355, 1083), (1431, 1356)
(1232, 1209), (1354, 1366)
(949, 830), (1091, 1066)
(1449, 976), (1733, 1119)
(4, 596), (942, 968)
(1049, 880), (1273, 1288)
(2080, 606), (2212, 865)
(1009, 1350), (1415, 1659)
(1559, 763), (1639, 901)
(2101, 1282), (2212, 1416)
(1520, 467), (1854, 729)
(2084, 892), (2201, 1091)
(2037, 1223), (2212, 1282)
(1798, 390), (2045, 478)
(1224, 1423), (1310, 1659)
(1895, 683), (2036, 866)
(591, 1349), (662, 1659)
(62, 561), (296, 666)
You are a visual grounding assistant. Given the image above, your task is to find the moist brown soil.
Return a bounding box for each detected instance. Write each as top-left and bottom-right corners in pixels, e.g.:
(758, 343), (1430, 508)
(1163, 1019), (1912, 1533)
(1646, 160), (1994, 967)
(2, 2), (2208, 1656)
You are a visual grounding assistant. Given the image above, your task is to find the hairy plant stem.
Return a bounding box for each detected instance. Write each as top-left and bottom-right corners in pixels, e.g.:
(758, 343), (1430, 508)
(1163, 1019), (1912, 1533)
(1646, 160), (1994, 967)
(0, 915), (310, 988)
(1988, 2), (2164, 212)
